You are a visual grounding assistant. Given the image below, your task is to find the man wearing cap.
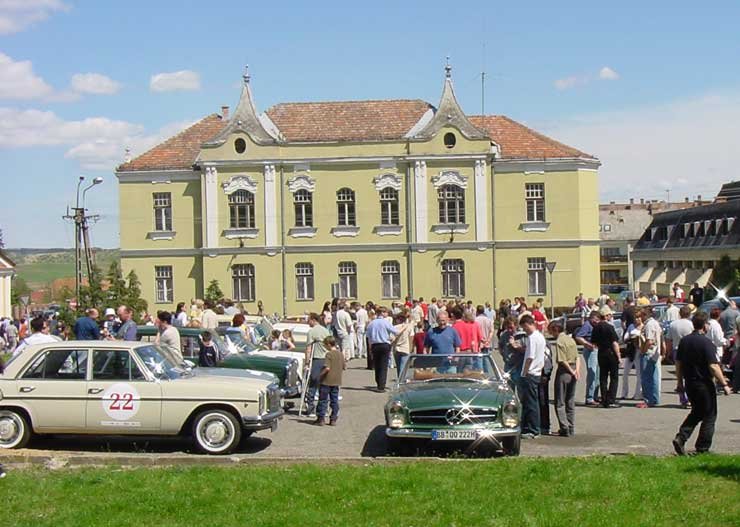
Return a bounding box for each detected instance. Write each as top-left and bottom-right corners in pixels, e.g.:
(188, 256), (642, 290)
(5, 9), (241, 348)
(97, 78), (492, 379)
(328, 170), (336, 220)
(103, 308), (118, 337)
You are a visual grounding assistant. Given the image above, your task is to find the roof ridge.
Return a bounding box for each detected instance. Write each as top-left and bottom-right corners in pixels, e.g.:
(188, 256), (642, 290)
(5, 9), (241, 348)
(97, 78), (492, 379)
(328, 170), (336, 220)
(268, 98), (433, 107)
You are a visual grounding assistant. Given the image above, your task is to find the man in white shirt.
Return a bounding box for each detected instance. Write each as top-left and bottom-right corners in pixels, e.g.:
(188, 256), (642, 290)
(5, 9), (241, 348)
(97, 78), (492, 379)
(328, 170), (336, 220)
(673, 283), (685, 302)
(201, 300), (218, 330)
(638, 307), (664, 408)
(354, 302), (368, 359)
(661, 298), (681, 324)
(12, 317), (59, 358)
(666, 305), (695, 406)
(475, 305), (493, 352)
(335, 301), (354, 361)
(517, 314), (546, 438)
(155, 311), (183, 363)
(707, 308), (727, 363)
(427, 298), (440, 328)
(411, 300), (424, 326)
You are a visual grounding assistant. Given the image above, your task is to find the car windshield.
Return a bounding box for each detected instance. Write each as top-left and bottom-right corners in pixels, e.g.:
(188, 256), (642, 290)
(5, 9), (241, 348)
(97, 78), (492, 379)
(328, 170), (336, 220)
(134, 344), (190, 380)
(400, 354), (501, 384)
(223, 329), (258, 352)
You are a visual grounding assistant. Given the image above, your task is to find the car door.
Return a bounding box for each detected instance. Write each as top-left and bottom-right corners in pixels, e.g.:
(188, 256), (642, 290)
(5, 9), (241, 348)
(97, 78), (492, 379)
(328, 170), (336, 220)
(16, 347), (89, 432)
(85, 348), (162, 432)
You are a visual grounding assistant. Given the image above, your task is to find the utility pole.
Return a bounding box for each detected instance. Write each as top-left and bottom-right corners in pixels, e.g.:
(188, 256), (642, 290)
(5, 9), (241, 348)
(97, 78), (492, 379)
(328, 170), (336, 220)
(63, 176), (102, 309)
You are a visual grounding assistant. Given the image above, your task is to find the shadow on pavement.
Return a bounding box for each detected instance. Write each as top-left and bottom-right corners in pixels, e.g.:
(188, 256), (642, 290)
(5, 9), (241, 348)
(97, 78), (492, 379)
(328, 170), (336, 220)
(27, 434), (272, 455)
(361, 425), (388, 457)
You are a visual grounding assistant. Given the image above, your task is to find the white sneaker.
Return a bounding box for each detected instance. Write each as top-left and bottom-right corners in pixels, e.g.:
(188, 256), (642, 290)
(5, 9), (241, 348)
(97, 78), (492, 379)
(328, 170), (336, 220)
(0, 467), (6, 478)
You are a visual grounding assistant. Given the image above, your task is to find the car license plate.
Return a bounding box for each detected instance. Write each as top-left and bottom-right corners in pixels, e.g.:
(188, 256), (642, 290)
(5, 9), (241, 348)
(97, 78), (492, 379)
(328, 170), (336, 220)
(431, 429), (478, 441)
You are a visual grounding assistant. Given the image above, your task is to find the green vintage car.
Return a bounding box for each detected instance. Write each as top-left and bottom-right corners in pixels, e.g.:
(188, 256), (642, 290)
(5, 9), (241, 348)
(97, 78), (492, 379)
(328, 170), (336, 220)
(136, 326), (300, 397)
(385, 353), (521, 456)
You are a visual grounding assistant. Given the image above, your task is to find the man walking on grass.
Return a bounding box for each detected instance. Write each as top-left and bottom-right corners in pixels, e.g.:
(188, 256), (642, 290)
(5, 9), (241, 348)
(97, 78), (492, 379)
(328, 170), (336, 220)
(673, 311), (732, 455)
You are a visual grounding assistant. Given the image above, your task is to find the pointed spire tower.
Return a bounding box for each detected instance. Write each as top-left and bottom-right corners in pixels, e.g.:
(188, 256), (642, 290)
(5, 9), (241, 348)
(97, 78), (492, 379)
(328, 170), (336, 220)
(204, 65), (282, 147)
(411, 59), (488, 141)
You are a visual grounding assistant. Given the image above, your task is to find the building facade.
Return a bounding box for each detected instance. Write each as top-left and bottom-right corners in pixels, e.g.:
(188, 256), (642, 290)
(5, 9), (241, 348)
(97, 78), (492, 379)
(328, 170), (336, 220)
(599, 198), (706, 292)
(632, 190), (739, 296)
(0, 250), (15, 318)
(116, 67), (601, 315)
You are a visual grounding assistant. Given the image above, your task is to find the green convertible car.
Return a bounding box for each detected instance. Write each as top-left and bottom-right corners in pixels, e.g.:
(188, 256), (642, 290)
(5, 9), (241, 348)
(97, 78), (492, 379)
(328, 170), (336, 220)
(385, 353), (521, 456)
(136, 326), (300, 397)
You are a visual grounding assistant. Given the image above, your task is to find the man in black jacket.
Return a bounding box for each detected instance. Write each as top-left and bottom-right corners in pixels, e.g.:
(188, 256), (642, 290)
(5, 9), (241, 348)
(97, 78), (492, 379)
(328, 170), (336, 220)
(591, 311), (622, 408)
(673, 311), (732, 455)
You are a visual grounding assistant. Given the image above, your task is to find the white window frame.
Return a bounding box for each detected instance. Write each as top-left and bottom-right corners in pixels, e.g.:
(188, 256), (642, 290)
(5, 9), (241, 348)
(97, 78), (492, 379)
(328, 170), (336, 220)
(153, 192), (172, 232)
(438, 185), (465, 224)
(155, 266), (173, 303)
(525, 183), (546, 222)
(294, 189), (313, 227)
(528, 257), (547, 295)
(229, 190), (256, 229)
(381, 260), (401, 299)
(338, 261), (357, 299)
(337, 188), (356, 227)
(379, 188), (400, 226)
(295, 262), (314, 301)
(232, 264), (256, 302)
(441, 259), (465, 298)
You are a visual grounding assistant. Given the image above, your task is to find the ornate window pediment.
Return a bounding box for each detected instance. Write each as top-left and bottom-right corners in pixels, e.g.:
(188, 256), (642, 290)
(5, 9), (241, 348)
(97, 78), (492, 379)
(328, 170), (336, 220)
(222, 175), (257, 195)
(431, 170), (467, 189)
(287, 174), (316, 193)
(373, 173), (402, 192)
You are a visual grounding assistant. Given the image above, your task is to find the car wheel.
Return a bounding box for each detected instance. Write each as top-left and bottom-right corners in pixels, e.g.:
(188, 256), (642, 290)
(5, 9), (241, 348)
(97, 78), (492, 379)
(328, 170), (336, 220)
(192, 409), (242, 455)
(0, 409), (32, 449)
(502, 435), (521, 456)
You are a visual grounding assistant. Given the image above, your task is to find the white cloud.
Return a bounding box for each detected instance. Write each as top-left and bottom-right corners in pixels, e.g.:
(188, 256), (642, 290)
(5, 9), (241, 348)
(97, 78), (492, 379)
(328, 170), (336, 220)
(0, 106), (195, 170)
(0, 52), (53, 99)
(0, 0), (69, 35)
(70, 73), (121, 95)
(150, 70), (201, 92)
(554, 66), (620, 91)
(0, 53), (122, 101)
(541, 92), (740, 202)
(599, 66), (620, 81)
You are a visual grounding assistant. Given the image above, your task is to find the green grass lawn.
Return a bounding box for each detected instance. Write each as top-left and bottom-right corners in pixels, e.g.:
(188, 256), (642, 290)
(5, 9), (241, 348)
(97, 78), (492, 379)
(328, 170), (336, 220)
(1, 455), (738, 526)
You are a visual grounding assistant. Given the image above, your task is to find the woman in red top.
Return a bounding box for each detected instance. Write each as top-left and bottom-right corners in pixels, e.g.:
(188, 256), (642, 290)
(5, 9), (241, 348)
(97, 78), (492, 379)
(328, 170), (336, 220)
(451, 308), (482, 352)
(532, 301), (549, 333)
(413, 321), (427, 354)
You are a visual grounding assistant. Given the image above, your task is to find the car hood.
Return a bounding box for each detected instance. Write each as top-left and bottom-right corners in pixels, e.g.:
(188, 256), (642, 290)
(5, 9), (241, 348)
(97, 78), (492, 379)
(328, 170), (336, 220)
(393, 381), (512, 409)
(195, 367), (278, 384)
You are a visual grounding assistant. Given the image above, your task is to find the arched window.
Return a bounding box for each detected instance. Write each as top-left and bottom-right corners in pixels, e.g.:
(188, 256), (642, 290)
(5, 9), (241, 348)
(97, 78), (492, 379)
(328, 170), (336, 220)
(337, 188), (356, 226)
(438, 185), (465, 224)
(294, 189), (313, 227)
(379, 188), (399, 226)
(228, 190), (255, 229)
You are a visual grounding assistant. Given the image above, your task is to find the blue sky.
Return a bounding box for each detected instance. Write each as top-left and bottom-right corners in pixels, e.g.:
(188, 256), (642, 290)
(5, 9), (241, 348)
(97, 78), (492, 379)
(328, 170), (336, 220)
(1, 0), (739, 247)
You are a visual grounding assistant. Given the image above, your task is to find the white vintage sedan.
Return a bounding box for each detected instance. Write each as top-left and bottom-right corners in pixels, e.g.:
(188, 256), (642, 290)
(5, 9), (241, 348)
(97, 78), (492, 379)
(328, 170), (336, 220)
(0, 340), (282, 454)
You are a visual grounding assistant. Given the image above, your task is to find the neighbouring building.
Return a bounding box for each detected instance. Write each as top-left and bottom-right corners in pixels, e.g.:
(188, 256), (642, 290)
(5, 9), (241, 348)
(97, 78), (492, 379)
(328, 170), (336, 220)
(632, 183), (739, 296)
(0, 250), (15, 318)
(600, 198), (707, 291)
(116, 66), (601, 316)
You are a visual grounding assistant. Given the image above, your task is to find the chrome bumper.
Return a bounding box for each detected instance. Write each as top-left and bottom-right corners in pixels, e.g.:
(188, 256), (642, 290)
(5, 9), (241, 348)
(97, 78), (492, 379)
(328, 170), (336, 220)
(280, 384), (301, 398)
(385, 427), (520, 439)
(242, 409), (284, 432)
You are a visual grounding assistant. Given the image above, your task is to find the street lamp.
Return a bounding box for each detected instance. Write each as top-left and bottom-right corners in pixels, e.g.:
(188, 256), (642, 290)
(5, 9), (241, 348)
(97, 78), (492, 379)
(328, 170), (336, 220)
(545, 261), (557, 319)
(82, 177), (104, 209)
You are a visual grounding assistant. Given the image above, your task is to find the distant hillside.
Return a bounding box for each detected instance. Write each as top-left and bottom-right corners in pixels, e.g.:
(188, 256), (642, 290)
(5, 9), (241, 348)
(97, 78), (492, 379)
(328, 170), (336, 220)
(7, 248), (120, 288)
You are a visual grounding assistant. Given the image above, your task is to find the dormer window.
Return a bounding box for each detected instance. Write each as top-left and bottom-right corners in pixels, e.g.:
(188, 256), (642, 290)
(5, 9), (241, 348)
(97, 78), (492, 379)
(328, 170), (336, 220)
(234, 138), (246, 154)
(444, 132), (456, 149)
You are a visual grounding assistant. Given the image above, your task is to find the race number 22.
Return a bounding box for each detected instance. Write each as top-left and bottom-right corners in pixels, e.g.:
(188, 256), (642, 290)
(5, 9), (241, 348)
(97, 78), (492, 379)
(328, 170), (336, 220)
(108, 392), (134, 411)
(101, 383), (141, 421)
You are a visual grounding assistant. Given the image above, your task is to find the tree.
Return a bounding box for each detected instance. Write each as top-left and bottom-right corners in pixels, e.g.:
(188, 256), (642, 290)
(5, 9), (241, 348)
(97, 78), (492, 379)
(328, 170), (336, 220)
(105, 261), (127, 304)
(124, 270), (147, 322)
(205, 279), (223, 303)
(11, 276), (30, 306)
(77, 265), (106, 313)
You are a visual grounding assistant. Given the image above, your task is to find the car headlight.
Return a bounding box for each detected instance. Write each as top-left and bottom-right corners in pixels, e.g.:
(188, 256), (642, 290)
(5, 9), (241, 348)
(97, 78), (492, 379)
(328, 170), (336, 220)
(258, 390), (266, 414)
(388, 401), (405, 428)
(502, 401), (519, 428)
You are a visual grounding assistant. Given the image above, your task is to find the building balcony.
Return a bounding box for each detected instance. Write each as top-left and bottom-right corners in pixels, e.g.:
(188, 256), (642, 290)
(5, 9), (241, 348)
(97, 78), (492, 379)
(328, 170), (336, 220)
(600, 255), (628, 263)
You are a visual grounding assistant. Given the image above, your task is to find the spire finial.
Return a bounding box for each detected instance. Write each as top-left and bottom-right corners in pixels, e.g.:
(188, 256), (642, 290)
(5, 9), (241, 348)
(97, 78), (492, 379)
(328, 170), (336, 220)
(445, 56), (452, 79)
(243, 64), (251, 85)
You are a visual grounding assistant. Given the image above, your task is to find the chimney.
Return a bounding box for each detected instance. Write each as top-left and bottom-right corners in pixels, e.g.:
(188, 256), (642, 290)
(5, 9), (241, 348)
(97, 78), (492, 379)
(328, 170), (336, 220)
(609, 200), (615, 205)
(640, 198), (645, 205)
(697, 194), (702, 202)
(221, 105), (230, 120)
(685, 197), (689, 203)
(629, 198), (634, 205)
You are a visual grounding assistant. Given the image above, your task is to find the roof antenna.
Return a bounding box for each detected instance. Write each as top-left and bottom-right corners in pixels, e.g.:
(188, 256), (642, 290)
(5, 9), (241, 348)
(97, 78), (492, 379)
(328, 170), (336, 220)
(445, 56), (452, 79)
(243, 64), (250, 85)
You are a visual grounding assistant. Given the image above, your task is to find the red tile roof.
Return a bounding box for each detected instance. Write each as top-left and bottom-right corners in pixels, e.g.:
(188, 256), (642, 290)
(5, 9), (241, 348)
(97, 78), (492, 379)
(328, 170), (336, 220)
(468, 115), (593, 159)
(118, 104), (595, 172)
(117, 114), (224, 172)
(265, 99), (433, 142)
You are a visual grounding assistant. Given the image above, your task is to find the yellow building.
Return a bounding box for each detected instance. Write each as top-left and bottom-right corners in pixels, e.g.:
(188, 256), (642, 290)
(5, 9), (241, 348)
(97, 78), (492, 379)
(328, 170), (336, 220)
(116, 66), (601, 315)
